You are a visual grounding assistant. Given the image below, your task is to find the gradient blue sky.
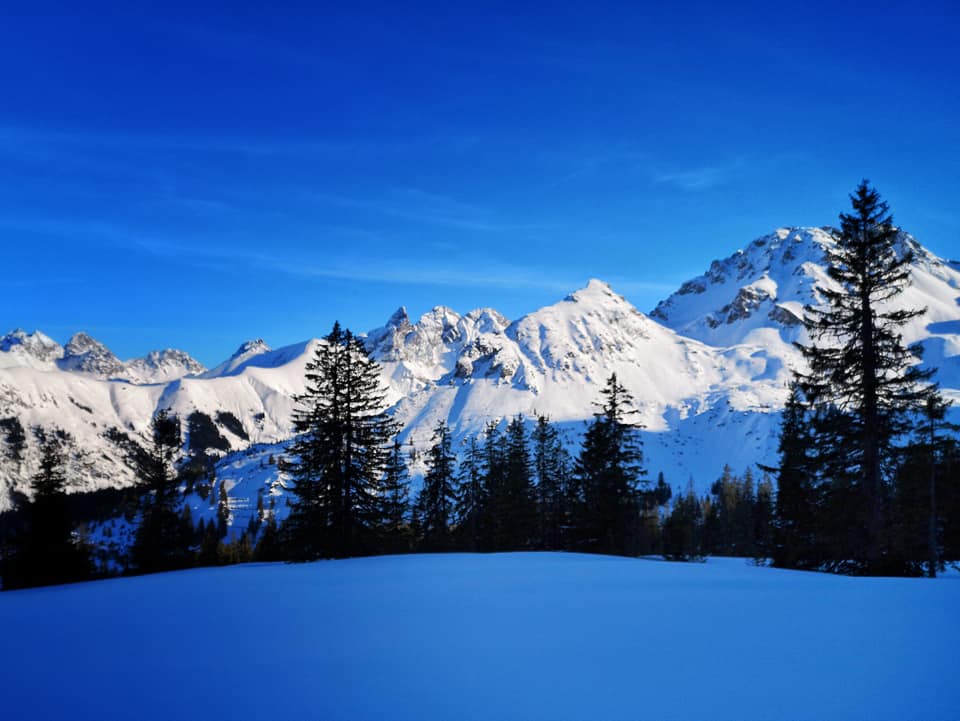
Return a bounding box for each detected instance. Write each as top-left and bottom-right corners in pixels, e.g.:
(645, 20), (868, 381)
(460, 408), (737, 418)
(2, 1), (958, 366)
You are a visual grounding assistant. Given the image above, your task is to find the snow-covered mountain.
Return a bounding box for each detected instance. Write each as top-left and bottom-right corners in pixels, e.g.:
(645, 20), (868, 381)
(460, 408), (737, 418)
(124, 349), (206, 384)
(0, 329), (64, 369)
(203, 339), (272, 378)
(0, 329), (206, 384)
(651, 226), (960, 391)
(0, 227), (957, 516)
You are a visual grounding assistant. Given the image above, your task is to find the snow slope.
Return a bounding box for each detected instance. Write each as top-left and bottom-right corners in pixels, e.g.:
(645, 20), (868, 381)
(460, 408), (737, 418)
(0, 553), (956, 721)
(1, 227), (958, 515)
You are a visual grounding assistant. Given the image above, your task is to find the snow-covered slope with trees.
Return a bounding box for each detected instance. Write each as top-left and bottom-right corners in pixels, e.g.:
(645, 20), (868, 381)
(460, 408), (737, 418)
(1, 227), (957, 513)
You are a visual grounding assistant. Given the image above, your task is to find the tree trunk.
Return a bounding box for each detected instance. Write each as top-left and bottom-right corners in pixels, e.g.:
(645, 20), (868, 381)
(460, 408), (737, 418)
(861, 275), (882, 572)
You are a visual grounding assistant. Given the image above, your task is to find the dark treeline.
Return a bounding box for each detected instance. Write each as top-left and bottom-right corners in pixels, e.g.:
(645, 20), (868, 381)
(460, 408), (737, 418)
(2, 181), (959, 589)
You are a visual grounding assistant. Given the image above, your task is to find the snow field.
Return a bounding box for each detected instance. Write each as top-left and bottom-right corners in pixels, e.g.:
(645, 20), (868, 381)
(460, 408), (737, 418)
(1, 553), (957, 721)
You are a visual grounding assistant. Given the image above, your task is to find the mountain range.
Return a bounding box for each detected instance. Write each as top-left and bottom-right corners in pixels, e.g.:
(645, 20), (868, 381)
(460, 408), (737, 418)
(1, 226), (958, 518)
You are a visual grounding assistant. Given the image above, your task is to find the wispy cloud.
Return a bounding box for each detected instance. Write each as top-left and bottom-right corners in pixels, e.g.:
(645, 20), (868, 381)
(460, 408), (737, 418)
(2, 214), (673, 299)
(0, 125), (478, 160)
(654, 165), (727, 191)
(0, 216), (137, 247)
(311, 187), (549, 233)
(135, 237), (580, 293)
(0, 125), (365, 158)
(541, 141), (649, 189)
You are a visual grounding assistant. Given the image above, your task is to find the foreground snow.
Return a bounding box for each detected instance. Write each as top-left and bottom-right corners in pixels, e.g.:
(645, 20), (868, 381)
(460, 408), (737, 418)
(2, 554), (957, 721)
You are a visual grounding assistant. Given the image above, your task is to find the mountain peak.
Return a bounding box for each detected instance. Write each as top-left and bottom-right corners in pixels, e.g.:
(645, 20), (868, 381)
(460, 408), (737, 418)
(0, 328), (64, 362)
(650, 225), (958, 349)
(65, 331), (103, 352)
(565, 279), (627, 306)
(59, 332), (125, 378)
(386, 306), (411, 328)
(124, 348), (206, 384)
(234, 339), (271, 357)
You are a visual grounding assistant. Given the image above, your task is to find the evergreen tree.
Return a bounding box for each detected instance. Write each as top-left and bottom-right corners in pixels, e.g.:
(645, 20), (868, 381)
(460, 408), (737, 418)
(415, 422), (457, 551)
(662, 481), (703, 561)
(216, 479), (230, 536)
(379, 439), (411, 552)
(772, 383), (821, 568)
(253, 499), (283, 562)
(490, 416), (537, 551)
(283, 322), (398, 559)
(197, 518), (220, 567)
(754, 472), (775, 562)
(796, 181), (937, 572)
(454, 436), (487, 551)
(891, 396), (956, 576)
(638, 471), (672, 555)
(477, 420), (506, 551)
(1, 435), (90, 589)
(939, 439), (960, 565)
(218, 533), (253, 565)
(572, 374), (646, 555)
(735, 467), (756, 557)
(531, 415), (570, 551)
(131, 410), (193, 574)
(704, 465), (737, 555)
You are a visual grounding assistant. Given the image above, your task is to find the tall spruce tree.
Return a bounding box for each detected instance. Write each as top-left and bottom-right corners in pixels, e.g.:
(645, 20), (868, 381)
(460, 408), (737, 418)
(284, 322), (398, 559)
(477, 420), (506, 551)
(772, 383), (821, 568)
(379, 439), (411, 552)
(796, 181), (937, 573)
(131, 410), (193, 573)
(754, 472), (775, 562)
(2, 434), (90, 589)
(494, 416), (537, 550)
(531, 415), (570, 551)
(572, 374), (646, 555)
(454, 436), (487, 551)
(415, 422), (457, 551)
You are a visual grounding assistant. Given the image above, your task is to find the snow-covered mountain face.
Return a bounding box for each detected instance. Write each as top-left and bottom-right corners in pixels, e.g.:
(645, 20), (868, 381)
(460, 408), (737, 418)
(0, 329), (64, 369)
(651, 226), (960, 392)
(0, 227), (957, 515)
(0, 330), (206, 384)
(203, 339), (272, 378)
(124, 349), (207, 385)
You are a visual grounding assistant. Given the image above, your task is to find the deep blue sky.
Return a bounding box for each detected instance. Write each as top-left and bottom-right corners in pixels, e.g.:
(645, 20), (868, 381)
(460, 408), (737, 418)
(2, 1), (958, 366)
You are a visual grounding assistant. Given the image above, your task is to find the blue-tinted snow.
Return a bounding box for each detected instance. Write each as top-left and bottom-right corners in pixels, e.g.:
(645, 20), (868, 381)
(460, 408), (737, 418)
(1, 553), (957, 721)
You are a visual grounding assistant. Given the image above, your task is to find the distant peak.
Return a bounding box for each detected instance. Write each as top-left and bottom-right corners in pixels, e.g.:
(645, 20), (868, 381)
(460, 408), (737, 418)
(386, 306), (410, 328)
(59, 331), (123, 377)
(566, 278), (619, 303)
(64, 331), (114, 359)
(418, 306), (462, 327)
(585, 278), (612, 291)
(136, 348), (204, 367)
(0, 328), (63, 361)
(234, 339), (270, 357)
(66, 331), (100, 348)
